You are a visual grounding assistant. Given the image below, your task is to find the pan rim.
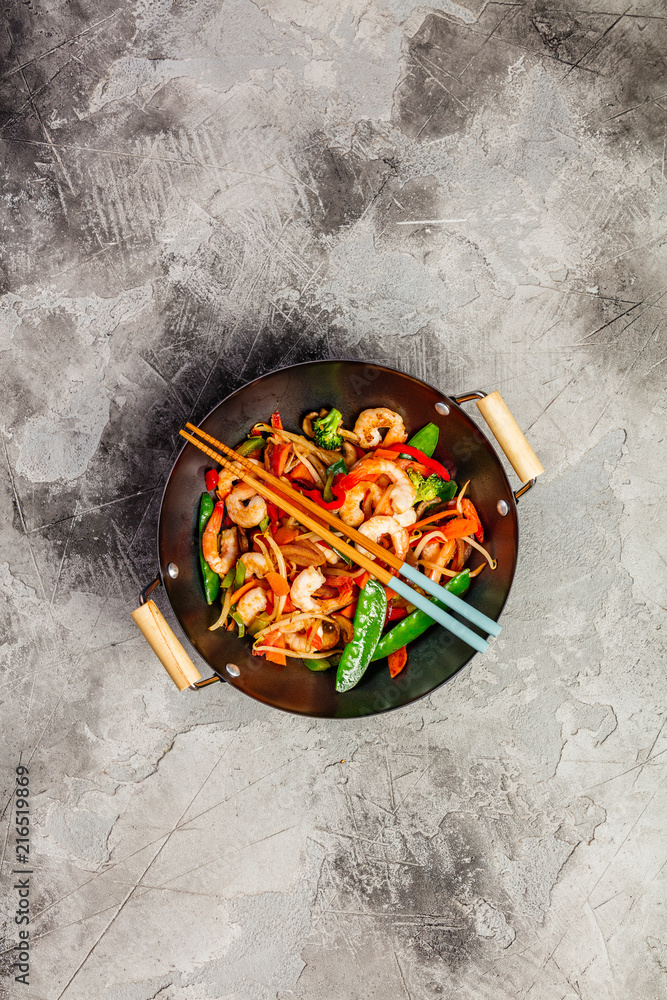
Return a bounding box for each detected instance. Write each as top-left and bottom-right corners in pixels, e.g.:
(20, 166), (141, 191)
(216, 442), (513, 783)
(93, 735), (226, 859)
(157, 358), (520, 717)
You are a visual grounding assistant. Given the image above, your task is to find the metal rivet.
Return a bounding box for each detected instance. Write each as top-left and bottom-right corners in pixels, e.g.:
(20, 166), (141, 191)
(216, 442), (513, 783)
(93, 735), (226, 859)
(497, 500), (509, 516)
(167, 562), (179, 578)
(225, 663), (240, 678)
(435, 401), (450, 416)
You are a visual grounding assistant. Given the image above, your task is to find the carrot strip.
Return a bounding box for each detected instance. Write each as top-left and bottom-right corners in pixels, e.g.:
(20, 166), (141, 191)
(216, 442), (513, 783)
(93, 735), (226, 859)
(411, 509), (461, 531)
(265, 571), (290, 596)
(338, 602), (357, 618)
(229, 580), (257, 605)
(442, 518), (478, 541)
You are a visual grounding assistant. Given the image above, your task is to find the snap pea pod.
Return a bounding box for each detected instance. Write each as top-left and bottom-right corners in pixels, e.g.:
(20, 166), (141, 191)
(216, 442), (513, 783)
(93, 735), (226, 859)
(371, 570), (471, 661)
(335, 577), (387, 692)
(404, 422), (439, 458)
(198, 493), (220, 605)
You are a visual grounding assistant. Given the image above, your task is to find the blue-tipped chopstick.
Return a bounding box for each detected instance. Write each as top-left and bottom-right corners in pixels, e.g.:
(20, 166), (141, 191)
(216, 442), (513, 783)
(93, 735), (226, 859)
(183, 424), (500, 650)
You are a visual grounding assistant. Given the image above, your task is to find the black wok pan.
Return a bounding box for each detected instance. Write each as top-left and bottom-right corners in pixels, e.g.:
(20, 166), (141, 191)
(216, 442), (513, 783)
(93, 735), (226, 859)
(132, 361), (543, 718)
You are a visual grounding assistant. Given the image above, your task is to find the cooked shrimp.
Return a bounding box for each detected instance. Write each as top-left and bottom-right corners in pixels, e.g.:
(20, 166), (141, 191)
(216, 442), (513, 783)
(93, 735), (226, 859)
(236, 587), (268, 626)
(339, 481), (383, 527)
(217, 458), (262, 499)
(393, 507), (417, 527)
(356, 515), (410, 561)
(226, 482), (268, 528)
(351, 459), (415, 514)
(239, 552), (271, 579)
(290, 566), (326, 612)
(202, 506), (239, 577)
(353, 407), (407, 449)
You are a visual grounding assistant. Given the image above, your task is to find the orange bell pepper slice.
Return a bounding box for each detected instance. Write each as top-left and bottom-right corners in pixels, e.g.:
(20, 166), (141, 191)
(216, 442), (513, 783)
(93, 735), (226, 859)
(263, 631), (286, 665)
(273, 526), (298, 545)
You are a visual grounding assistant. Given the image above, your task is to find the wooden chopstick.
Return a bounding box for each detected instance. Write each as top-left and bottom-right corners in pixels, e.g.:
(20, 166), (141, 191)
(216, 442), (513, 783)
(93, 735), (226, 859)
(180, 430), (393, 585)
(179, 429), (490, 654)
(185, 422), (501, 639)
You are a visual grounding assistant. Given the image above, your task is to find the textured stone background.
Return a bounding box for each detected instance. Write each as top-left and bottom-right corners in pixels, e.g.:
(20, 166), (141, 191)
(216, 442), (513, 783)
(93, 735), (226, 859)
(1, 0), (666, 997)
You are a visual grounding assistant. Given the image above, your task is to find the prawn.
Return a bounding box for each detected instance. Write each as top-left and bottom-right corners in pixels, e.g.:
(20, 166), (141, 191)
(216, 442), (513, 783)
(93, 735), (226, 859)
(236, 586), (268, 626)
(239, 552), (271, 579)
(217, 458), (262, 499)
(339, 481), (383, 527)
(226, 482), (268, 528)
(353, 407), (407, 449)
(202, 506), (239, 577)
(356, 515), (410, 561)
(290, 566), (326, 612)
(393, 507), (417, 527)
(350, 459), (415, 514)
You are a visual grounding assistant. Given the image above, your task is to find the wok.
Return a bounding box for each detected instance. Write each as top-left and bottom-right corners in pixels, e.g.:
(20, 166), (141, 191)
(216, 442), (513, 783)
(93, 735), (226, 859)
(132, 361), (544, 718)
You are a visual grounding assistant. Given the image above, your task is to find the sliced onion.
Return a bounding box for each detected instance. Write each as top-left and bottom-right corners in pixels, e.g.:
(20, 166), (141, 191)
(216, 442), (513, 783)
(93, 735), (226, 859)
(417, 560), (459, 577)
(253, 646), (344, 659)
(252, 423), (341, 465)
(414, 530), (450, 559)
(209, 588), (233, 630)
(464, 535), (497, 569)
(292, 447), (324, 486)
(456, 480), (470, 515)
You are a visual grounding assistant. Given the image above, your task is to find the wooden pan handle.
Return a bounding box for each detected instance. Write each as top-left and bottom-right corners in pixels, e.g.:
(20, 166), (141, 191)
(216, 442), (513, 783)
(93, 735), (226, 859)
(131, 600), (201, 691)
(476, 391), (545, 483)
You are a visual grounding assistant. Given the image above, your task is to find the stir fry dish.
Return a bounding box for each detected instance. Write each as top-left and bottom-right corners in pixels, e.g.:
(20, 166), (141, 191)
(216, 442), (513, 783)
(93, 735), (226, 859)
(196, 407), (497, 692)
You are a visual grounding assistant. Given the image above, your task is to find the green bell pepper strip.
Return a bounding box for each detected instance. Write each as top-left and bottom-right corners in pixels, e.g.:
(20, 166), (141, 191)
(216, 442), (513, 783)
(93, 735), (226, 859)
(234, 559), (246, 589)
(236, 436), (265, 456)
(231, 611), (245, 637)
(303, 657), (333, 672)
(220, 565), (235, 589)
(198, 493), (220, 605)
(405, 422), (439, 457)
(335, 577), (387, 692)
(371, 570), (470, 661)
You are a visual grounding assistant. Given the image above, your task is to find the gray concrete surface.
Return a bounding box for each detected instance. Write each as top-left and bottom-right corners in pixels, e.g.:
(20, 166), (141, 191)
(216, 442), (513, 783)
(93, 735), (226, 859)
(1, 1), (666, 997)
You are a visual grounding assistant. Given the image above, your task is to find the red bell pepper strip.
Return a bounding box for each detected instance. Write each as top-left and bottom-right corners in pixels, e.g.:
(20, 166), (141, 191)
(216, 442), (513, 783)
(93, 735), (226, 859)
(270, 411), (283, 430)
(204, 469), (219, 491)
(266, 502), (281, 534)
(271, 442), (290, 478)
(386, 605), (408, 624)
(388, 646), (408, 678)
(299, 483), (346, 510)
(384, 443), (450, 480)
(459, 498), (484, 542)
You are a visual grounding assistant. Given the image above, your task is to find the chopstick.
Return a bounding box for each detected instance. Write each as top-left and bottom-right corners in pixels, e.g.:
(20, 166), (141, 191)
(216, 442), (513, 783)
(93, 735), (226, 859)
(180, 430), (490, 654)
(185, 422), (501, 639)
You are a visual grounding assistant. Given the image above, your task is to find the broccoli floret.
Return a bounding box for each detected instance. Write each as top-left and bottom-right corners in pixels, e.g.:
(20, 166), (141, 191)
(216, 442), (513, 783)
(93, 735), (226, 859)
(313, 408), (344, 450)
(407, 467), (457, 505)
